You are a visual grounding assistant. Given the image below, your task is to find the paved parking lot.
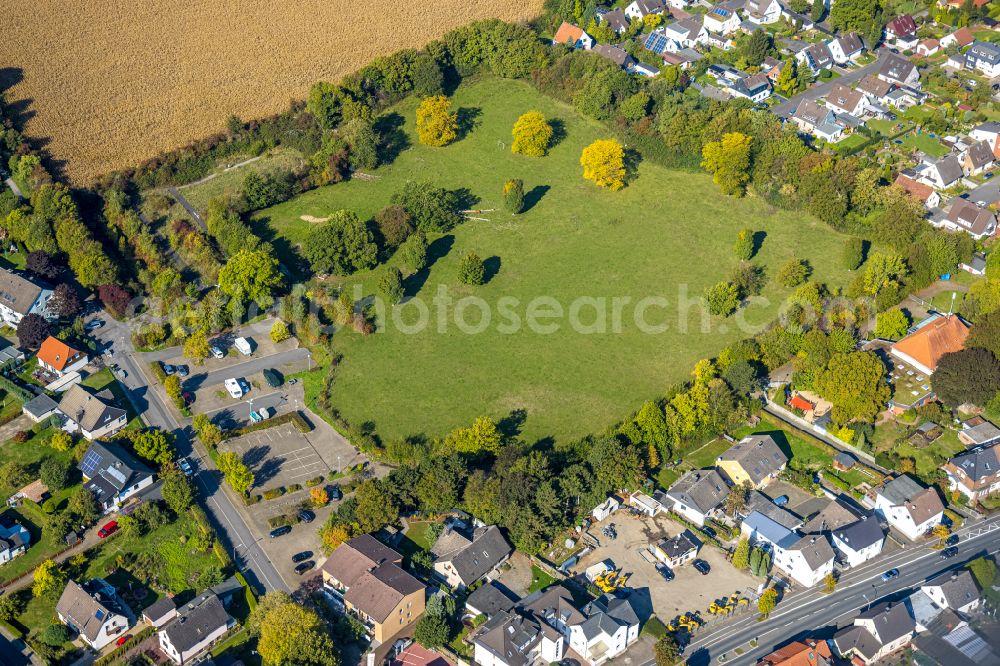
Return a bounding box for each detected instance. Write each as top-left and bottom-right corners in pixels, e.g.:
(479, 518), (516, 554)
(223, 422), (329, 487)
(571, 512), (757, 624)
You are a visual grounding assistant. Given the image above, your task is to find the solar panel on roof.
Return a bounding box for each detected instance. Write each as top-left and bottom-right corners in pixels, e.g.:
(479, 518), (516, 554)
(81, 449), (102, 478)
(106, 466), (127, 485)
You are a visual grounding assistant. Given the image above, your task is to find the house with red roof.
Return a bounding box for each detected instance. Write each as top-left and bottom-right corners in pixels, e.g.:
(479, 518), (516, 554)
(886, 15), (918, 49)
(36, 336), (88, 377)
(890, 314), (970, 376)
(893, 173), (941, 209)
(552, 22), (593, 50)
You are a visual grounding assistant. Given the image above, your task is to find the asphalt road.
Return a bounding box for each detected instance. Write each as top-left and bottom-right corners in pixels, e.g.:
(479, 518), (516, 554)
(770, 50), (890, 120)
(178, 348), (311, 392)
(91, 314), (290, 594)
(641, 516), (1000, 666)
(966, 174), (1000, 207)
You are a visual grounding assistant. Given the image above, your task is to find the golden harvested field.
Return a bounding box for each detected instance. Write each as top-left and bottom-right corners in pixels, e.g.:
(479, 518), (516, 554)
(0, 0), (543, 184)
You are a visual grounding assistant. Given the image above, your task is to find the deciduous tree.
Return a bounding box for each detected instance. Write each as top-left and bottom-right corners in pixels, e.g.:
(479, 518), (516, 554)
(933, 348), (1000, 407)
(302, 211), (379, 276)
(378, 268), (405, 304)
(16, 313), (49, 349)
(757, 587), (778, 618)
(33, 560), (65, 598)
(702, 133), (752, 196)
(815, 352), (891, 424)
(353, 479), (399, 533)
(862, 252), (908, 296)
(444, 416), (503, 455)
(580, 139), (626, 190)
(416, 96), (459, 147)
(218, 249), (282, 307)
(511, 111), (554, 156)
(162, 471), (195, 513)
(732, 537), (750, 569)
(248, 592), (339, 666)
(183, 329), (210, 364)
(270, 319), (291, 343)
(704, 281), (740, 316)
(48, 283), (81, 319)
(654, 634), (681, 666)
(875, 310), (910, 340)
(374, 205), (413, 250)
(776, 259), (810, 287)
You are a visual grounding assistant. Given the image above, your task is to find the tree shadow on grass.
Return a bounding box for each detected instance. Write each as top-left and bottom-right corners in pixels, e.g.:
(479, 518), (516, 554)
(624, 148), (643, 187)
(497, 409), (528, 440)
(752, 231), (768, 257)
(402, 234), (454, 299)
(452, 187), (480, 211)
(374, 113), (410, 166)
(548, 118), (568, 150)
(483, 256), (501, 284)
(457, 107), (483, 141)
(522, 185), (550, 213)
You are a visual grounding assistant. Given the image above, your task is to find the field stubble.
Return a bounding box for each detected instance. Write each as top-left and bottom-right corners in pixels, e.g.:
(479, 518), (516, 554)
(0, 0), (543, 183)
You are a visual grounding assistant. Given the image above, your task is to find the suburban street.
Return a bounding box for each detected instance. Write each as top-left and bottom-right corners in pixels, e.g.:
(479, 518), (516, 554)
(771, 49), (891, 119)
(91, 313), (291, 594)
(641, 516), (1000, 666)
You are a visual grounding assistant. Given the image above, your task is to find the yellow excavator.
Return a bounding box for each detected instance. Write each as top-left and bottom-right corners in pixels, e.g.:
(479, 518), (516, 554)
(594, 569), (629, 593)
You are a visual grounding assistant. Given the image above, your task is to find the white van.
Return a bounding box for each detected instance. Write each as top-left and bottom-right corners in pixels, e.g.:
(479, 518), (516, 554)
(234, 337), (253, 356)
(224, 378), (245, 399)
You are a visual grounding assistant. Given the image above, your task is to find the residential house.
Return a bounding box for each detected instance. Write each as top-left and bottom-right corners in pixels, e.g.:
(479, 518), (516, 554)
(36, 336), (88, 377)
(916, 39), (940, 57)
(728, 73), (771, 102)
(661, 17), (708, 49)
(824, 83), (868, 117)
(971, 121), (1000, 159)
(597, 9), (629, 34)
(473, 609), (563, 666)
(773, 535), (836, 588)
(59, 384), (128, 440)
(159, 591), (234, 665)
(884, 85), (927, 110)
(704, 5), (740, 34)
(6, 479), (49, 507)
(592, 44), (635, 70)
(962, 139), (995, 176)
(644, 28), (682, 55)
(625, 0), (666, 21)
(831, 515), (885, 567)
(802, 497), (862, 534)
(958, 417), (1000, 448)
(653, 532), (699, 568)
(919, 154), (964, 190)
(552, 22), (594, 50)
(878, 53), (920, 88)
(959, 252), (988, 276)
(743, 491), (802, 531)
(798, 42), (834, 73)
(965, 41), (1000, 78)
(631, 61), (661, 77)
(761, 57), (786, 82)
(143, 597), (178, 629)
(920, 570), (981, 614)
(56, 579), (130, 651)
(570, 595), (641, 665)
(663, 469), (728, 526)
(790, 99), (843, 142)
(857, 75), (895, 105)
(941, 199), (997, 240)
(0, 268), (53, 326)
(833, 602), (916, 665)
(744, 0), (781, 24)
(80, 441), (155, 514)
(465, 582), (517, 620)
(320, 534), (426, 644)
(873, 475), (944, 540)
(740, 510), (795, 550)
(0, 512), (30, 563)
(22, 393), (59, 423)
(944, 443), (1000, 501)
(759, 639), (835, 666)
(894, 174), (942, 209)
(828, 32), (864, 64)
(940, 26), (975, 50)
(431, 524), (512, 590)
(716, 434), (788, 489)
(886, 15), (919, 50)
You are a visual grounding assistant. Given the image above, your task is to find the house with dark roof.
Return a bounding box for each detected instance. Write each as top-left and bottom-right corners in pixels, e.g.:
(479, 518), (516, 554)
(143, 597), (178, 628)
(831, 515), (885, 567)
(742, 491), (802, 530)
(158, 591), (234, 664)
(432, 524), (512, 590)
(790, 100), (843, 143)
(728, 73), (771, 102)
(857, 74), (894, 102)
(963, 140), (995, 176)
(773, 534), (836, 588)
(664, 469), (728, 526)
(716, 434), (788, 489)
(797, 42), (834, 73)
(466, 581), (517, 620)
(662, 17), (708, 48)
(592, 44), (635, 70)
(958, 417), (1000, 448)
(828, 32), (864, 64)
(965, 41), (1000, 78)
(59, 384), (127, 440)
(597, 8), (629, 34)
(944, 443), (1000, 501)
(625, 0), (667, 21)
(878, 53), (920, 88)
(22, 393), (59, 423)
(653, 531), (699, 567)
(0, 512), (29, 563)
(940, 200), (997, 240)
(833, 601), (916, 664)
(472, 609), (563, 666)
(0, 268), (53, 326)
(886, 15), (918, 48)
(920, 570), (981, 614)
(874, 475), (944, 540)
(569, 594), (641, 665)
(321, 534), (426, 644)
(824, 83), (867, 117)
(740, 510), (795, 550)
(919, 154), (963, 190)
(56, 579), (130, 650)
(744, 0), (781, 24)
(79, 441), (154, 514)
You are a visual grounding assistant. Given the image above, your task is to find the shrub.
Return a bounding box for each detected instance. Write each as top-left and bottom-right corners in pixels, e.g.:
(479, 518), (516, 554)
(511, 111), (553, 157)
(287, 483), (302, 493)
(262, 487), (285, 501)
(458, 251), (486, 285)
(12, 431), (29, 443)
(503, 178), (524, 214)
(270, 319), (291, 343)
(306, 476), (325, 487)
(416, 96), (458, 147)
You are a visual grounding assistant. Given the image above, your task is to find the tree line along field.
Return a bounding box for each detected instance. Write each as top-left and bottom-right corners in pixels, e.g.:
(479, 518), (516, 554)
(0, 0), (543, 184)
(256, 77), (855, 445)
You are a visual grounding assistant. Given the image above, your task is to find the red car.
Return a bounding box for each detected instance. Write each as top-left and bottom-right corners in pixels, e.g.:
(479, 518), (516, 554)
(116, 634), (132, 646)
(98, 521), (118, 538)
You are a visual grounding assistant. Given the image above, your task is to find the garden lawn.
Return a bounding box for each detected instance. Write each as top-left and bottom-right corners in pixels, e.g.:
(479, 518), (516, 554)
(175, 147), (306, 214)
(901, 132), (949, 158)
(257, 77), (854, 445)
(684, 438), (733, 469)
(82, 367), (141, 424)
(0, 502), (65, 586)
(528, 564), (557, 593)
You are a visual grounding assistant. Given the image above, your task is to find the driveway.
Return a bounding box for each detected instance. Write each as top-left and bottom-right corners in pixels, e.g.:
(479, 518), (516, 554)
(770, 50), (890, 119)
(966, 174), (1000, 207)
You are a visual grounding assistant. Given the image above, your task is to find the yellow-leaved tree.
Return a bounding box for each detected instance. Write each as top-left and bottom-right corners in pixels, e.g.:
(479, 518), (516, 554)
(580, 139), (625, 190)
(416, 96), (458, 147)
(511, 111), (554, 156)
(701, 132), (752, 196)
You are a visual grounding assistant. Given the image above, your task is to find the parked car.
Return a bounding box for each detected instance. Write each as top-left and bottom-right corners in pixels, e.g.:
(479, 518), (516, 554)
(701, 526), (717, 540)
(177, 457), (193, 477)
(98, 521), (118, 538)
(292, 551), (313, 563)
(116, 634), (132, 647)
(693, 559), (711, 575)
(210, 345), (225, 359)
(176, 365), (189, 377)
(85, 319), (105, 331)
(295, 560), (316, 575)
(182, 391), (195, 405)
(288, 378), (298, 385)
(940, 546), (959, 559)
(269, 525), (291, 538)
(881, 568), (899, 582)
(263, 368), (282, 388)
(298, 509), (316, 523)
(330, 486), (343, 501)
(113, 367), (127, 380)
(656, 564), (674, 581)
(162, 364), (176, 375)
(946, 534), (959, 547)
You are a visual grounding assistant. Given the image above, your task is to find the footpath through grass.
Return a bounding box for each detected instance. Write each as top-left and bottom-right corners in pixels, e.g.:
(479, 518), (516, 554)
(257, 77), (853, 445)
